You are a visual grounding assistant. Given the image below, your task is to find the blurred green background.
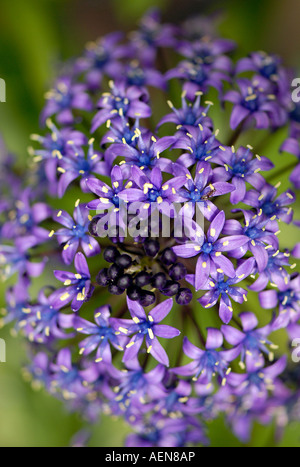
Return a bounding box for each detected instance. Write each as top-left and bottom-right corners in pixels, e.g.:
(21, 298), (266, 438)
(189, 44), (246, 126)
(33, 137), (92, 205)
(0, 0), (300, 447)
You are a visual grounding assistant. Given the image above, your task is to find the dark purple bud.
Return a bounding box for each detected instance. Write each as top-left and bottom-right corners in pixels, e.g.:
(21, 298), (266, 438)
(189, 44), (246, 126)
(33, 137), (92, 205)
(151, 273), (167, 290)
(96, 268), (110, 287)
(143, 239), (160, 257)
(161, 248), (177, 266)
(176, 288), (193, 305)
(115, 254), (132, 269)
(135, 271), (152, 288)
(103, 246), (120, 263)
(88, 216), (102, 237)
(127, 285), (142, 301)
(108, 284), (125, 295)
(162, 280), (180, 297)
(139, 290), (156, 307)
(169, 262), (187, 281)
(117, 274), (133, 290)
(108, 264), (123, 281)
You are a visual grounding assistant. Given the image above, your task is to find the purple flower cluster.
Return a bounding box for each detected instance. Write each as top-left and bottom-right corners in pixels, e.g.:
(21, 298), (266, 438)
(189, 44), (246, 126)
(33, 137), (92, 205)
(0, 9), (299, 447)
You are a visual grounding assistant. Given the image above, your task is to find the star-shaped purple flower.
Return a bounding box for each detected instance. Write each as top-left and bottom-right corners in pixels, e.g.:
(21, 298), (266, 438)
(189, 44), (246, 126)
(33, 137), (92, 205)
(75, 306), (125, 363)
(224, 77), (286, 130)
(110, 297), (180, 366)
(41, 76), (93, 127)
(173, 210), (248, 290)
(196, 258), (256, 323)
(52, 203), (100, 265)
(91, 81), (151, 133)
(57, 138), (108, 197)
(221, 312), (275, 369)
(118, 166), (186, 219)
(213, 146), (274, 204)
(172, 161), (235, 220)
(53, 252), (94, 312)
(171, 329), (239, 385)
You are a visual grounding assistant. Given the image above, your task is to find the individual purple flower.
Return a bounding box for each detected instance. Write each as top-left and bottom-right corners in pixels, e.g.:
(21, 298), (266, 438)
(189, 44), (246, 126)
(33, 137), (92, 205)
(215, 384), (274, 443)
(243, 183), (295, 224)
(227, 355), (287, 395)
(56, 138), (108, 197)
(118, 166), (186, 219)
(108, 357), (167, 406)
(24, 352), (52, 391)
(29, 119), (87, 182)
(103, 129), (175, 174)
(224, 77), (286, 130)
(110, 297), (180, 366)
(101, 116), (146, 148)
(53, 252), (94, 312)
(173, 211), (248, 290)
(0, 240), (47, 280)
(75, 306), (125, 363)
(22, 288), (74, 343)
(235, 51), (292, 116)
(222, 210), (279, 272)
(221, 312), (275, 369)
(74, 32), (127, 90)
(50, 348), (88, 397)
(91, 81), (151, 133)
(249, 247), (291, 292)
(172, 161), (235, 220)
(259, 275), (300, 328)
(41, 76), (93, 126)
(183, 381), (214, 417)
(52, 202), (100, 265)
(196, 258), (256, 324)
(167, 58), (231, 100)
(235, 51), (289, 89)
(1, 187), (52, 245)
(171, 330), (239, 385)
(0, 144), (22, 204)
(213, 146), (274, 204)
(171, 125), (221, 168)
(155, 379), (192, 416)
(167, 37), (233, 100)
(130, 8), (178, 66)
(121, 61), (166, 90)
(157, 91), (213, 130)
(177, 37), (234, 71)
(1, 276), (31, 329)
(86, 165), (127, 230)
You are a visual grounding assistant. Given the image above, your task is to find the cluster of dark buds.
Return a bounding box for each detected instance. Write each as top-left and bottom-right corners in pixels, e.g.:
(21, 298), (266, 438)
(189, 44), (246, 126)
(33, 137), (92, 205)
(97, 243), (192, 306)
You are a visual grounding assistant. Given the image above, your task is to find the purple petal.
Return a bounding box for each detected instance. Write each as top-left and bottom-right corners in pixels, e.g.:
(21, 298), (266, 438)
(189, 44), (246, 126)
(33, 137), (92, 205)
(206, 328), (223, 349)
(74, 252), (90, 277)
(182, 337), (202, 359)
(153, 324), (180, 339)
(230, 177), (246, 204)
(259, 290), (278, 309)
(149, 298), (173, 323)
(219, 297), (233, 324)
(230, 105), (250, 129)
(127, 297), (147, 320)
(207, 210), (225, 242)
(221, 325), (245, 345)
(147, 337), (170, 366)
